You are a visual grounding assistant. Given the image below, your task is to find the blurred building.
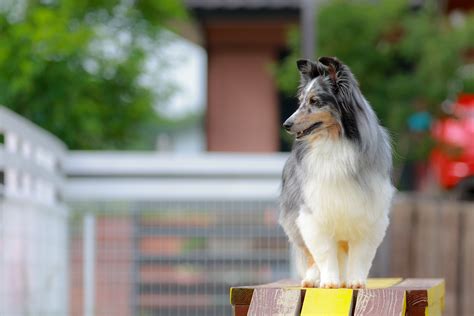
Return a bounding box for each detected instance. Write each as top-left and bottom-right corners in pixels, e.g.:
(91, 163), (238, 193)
(447, 0), (474, 11)
(186, 0), (300, 152)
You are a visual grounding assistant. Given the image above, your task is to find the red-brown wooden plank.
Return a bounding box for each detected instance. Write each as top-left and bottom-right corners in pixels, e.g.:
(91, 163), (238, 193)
(394, 278), (444, 309)
(234, 304), (249, 316)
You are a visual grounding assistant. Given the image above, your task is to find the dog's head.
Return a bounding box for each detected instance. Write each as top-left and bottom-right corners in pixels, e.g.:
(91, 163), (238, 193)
(283, 57), (359, 142)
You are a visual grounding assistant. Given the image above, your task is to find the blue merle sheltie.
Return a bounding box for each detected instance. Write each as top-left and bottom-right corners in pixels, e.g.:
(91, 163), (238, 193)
(279, 57), (395, 289)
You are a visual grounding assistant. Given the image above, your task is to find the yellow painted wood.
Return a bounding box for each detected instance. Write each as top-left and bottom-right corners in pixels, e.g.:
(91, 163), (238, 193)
(425, 300), (442, 316)
(402, 291), (407, 315)
(367, 278), (403, 289)
(427, 280), (445, 309)
(301, 288), (353, 316)
(284, 278), (403, 290)
(229, 287), (234, 304)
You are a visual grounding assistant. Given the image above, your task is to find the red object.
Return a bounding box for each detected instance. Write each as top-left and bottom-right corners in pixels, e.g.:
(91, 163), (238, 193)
(430, 94), (474, 189)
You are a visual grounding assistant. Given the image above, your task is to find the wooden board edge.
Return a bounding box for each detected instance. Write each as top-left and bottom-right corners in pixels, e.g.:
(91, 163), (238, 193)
(230, 287), (255, 306)
(366, 278), (404, 289)
(427, 280), (445, 306)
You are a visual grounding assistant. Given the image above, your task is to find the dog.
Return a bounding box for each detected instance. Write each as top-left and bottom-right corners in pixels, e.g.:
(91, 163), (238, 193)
(279, 57), (394, 289)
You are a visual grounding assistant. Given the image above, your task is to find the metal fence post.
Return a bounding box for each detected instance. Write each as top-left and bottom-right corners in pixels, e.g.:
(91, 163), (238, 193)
(83, 213), (96, 316)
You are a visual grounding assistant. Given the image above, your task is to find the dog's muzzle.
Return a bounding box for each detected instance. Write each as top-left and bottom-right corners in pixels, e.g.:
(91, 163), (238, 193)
(283, 120), (293, 131)
(295, 122), (323, 139)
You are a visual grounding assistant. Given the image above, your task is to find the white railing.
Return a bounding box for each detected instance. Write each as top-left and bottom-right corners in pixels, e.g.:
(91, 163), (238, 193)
(64, 151), (288, 201)
(0, 106), (66, 205)
(0, 106), (68, 316)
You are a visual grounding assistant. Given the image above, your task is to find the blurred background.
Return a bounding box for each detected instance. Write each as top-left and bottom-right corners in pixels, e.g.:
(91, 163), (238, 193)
(0, 0), (473, 315)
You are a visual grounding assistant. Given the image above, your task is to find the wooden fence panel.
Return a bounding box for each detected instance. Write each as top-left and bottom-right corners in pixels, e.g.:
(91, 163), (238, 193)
(388, 196), (415, 277)
(460, 203), (474, 316)
(438, 201), (461, 316)
(379, 198), (473, 316)
(412, 198), (441, 278)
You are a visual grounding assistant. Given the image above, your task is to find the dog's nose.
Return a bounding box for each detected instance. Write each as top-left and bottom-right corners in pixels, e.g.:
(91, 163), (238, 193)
(283, 121), (293, 131)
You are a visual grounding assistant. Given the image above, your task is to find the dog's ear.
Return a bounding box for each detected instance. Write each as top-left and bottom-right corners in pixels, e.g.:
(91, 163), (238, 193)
(296, 59), (320, 84)
(318, 56), (342, 90)
(327, 64), (338, 87)
(318, 56), (342, 71)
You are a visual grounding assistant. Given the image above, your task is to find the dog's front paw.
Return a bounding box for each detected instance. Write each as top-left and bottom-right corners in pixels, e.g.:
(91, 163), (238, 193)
(320, 276), (340, 289)
(347, 279), (366, 289)
(301, 265), (320, 288)
(320, 281), (340, 289)
(301, 278), (319, 288)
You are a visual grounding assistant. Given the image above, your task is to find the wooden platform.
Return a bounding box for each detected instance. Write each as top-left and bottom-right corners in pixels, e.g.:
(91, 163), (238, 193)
(230, 278), (445, 316)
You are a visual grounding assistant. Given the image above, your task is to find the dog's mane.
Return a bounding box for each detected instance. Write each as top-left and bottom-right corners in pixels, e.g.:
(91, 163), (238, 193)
(296, 57), (392, 176)
(341, 66), (392, 177)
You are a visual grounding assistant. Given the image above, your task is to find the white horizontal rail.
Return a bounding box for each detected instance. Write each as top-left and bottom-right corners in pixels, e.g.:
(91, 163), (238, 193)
(0, 106), (66, 158)
(0, 150), (63, 187)
(64, 178), (281, 201)
(64, 152), (288, 177)
(63, 152), (288, 201)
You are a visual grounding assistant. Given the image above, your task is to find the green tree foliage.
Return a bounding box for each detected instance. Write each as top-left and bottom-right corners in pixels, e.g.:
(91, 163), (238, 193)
(275, 0), (474, 161)
(0, 0), (186, 149)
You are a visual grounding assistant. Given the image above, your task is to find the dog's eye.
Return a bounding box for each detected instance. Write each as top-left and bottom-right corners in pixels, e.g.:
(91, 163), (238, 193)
(309, 97), (319, 106)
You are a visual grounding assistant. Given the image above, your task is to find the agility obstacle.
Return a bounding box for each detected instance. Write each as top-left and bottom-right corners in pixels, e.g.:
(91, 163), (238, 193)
(230, 278), (445, 316)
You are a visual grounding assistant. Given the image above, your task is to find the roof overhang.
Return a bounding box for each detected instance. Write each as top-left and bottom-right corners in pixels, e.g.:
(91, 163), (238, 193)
(185, 0), (300, 21)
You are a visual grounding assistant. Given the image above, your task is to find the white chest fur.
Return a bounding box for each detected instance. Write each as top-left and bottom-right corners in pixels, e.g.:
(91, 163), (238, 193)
(301, 138), (393, 240)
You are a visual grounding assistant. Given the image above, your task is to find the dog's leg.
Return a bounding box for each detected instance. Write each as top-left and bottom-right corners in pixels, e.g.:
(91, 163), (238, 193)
(337, 241), (348, 287)
(346, 226), (386, 289)
(346, 240), (376, 289)
(301, 245), (320, 288)
(297, 211), (339, 288)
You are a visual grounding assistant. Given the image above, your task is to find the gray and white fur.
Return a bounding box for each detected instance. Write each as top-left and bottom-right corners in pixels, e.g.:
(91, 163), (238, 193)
(279, 57), (394, 289)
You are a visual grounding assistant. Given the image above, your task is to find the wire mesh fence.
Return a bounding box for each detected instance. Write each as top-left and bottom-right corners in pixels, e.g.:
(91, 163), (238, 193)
(68, 200), (290, 316)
